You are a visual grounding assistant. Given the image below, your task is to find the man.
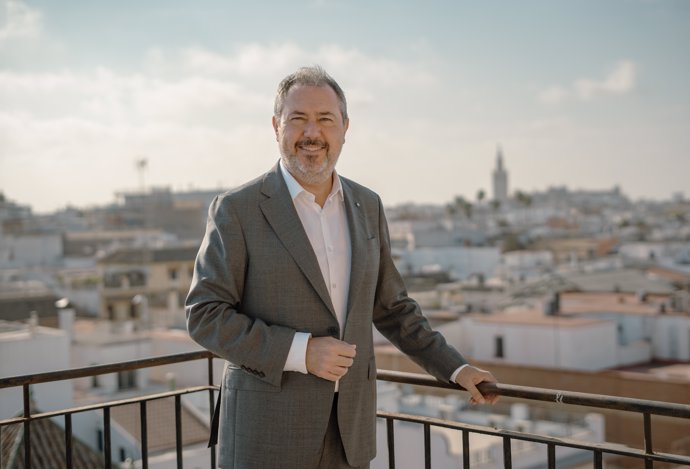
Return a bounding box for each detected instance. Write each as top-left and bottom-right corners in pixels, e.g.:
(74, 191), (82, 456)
(186, 66), (497, 469)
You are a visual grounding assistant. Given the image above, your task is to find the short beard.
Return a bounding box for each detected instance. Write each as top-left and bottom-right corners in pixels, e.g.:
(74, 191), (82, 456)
(280, 140), (338, 186)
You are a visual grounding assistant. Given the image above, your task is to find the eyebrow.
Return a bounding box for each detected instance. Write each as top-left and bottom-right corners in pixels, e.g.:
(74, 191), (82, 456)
(287, 111), (337, 118)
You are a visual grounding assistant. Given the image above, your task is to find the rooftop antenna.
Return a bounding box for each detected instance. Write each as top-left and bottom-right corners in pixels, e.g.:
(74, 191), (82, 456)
(135, 158), (148, 193)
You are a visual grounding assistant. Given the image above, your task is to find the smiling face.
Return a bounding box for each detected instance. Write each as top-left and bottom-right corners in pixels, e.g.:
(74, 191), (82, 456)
(273, 85), (349, 190)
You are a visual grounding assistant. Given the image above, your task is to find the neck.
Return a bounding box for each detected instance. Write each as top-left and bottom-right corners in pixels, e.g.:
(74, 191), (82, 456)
(301, 175), (333, 208)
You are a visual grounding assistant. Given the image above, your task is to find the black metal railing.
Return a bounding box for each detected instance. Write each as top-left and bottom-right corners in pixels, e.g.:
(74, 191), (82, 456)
(1, 352), (689, 468)
(0, 351), (217, 469)
(376, 370), (690, 469)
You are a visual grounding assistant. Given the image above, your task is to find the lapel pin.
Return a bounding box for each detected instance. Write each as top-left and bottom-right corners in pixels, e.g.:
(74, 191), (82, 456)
(355, 202), (361, 207)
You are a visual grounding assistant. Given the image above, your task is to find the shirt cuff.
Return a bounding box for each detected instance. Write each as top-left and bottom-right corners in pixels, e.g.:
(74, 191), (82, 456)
(450, 364), (470, 383)
(284, 332), (311, 374)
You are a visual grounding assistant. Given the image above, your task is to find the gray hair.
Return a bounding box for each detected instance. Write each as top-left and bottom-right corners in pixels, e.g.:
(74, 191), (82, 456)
(274, 65), (348, 123)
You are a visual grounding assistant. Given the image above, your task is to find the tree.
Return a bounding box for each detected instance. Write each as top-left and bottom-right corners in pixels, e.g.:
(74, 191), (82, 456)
(501, 233), (525, 253)
(515, 190), (532, 207)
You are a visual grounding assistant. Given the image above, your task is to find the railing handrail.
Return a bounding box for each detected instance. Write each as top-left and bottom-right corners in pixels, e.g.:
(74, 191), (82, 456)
(0, 350), (214, 389)
(376, 369), (690, 419)
(1, 352), (689, 420)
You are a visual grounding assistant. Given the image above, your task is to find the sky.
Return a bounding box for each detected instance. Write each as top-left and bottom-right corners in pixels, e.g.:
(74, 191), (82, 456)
(0, 0), (689, 213)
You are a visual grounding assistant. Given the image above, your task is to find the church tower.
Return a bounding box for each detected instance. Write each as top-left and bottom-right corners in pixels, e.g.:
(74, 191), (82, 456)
(492, 146), (509, 203)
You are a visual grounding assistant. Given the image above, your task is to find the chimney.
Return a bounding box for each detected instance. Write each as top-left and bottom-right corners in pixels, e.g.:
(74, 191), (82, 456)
(55, 298), (75, 342)
(544, 292), (560, 316)
(28, 311), (38, 334)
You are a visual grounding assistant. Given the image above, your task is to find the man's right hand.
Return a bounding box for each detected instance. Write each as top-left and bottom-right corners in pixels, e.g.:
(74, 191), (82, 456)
(306, 336), (356, 381)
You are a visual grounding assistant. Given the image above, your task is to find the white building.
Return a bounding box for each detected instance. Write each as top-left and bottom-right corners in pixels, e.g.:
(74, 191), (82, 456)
(0, 230), (63, 269)
(461, 312), (620, 370)
(499, 250), (554, 283)
(69, 319), (222, 467)
(0, 319), (72, 420)
(453, 292), (690, 370)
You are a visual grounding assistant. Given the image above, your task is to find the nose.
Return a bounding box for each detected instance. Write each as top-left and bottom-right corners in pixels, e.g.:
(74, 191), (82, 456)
(303, 120), (321, 137)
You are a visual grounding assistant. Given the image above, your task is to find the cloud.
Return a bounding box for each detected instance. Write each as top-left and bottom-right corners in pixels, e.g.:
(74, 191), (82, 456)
(538, 85), (569, 104)
(575, 61), (636, 99)
(0, 0), (42, 43)
(0, 42), (440, 211)
(538, 60), (637, 104)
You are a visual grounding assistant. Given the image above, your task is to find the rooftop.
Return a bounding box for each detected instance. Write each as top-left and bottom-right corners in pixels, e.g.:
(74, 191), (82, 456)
(470, 310), (608, 328)
(98, 245), (198, 265)
(1, 408), (102, 469)
(111, 398), (208, 453)
(561, 291), (687, 316)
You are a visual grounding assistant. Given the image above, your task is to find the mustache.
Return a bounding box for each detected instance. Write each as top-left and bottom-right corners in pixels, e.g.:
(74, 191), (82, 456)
(297, 138), (327, 149)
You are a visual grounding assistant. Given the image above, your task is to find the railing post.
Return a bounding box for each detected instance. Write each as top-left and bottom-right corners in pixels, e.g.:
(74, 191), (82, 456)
(547, 443), (555, 469)
(23, 383), (31, 469)
(644, 412), (654, 469)
(593, 449), (603, 469)
(65, 413), (73, 468)
(208, 356), (216, 468)
(503, 436), (512, 469)
(386, 417), (395, 469)
(423, 423), (431, 469)
(140, 401), (148, 469)
(104, 407), (111, 469)
(175, 395), (183, 469)
(461, 430), (470, 469)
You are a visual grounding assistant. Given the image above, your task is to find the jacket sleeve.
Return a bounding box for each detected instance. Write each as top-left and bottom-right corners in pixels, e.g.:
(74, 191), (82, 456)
(371, 196), (466, 382)
(185, 195), (295, 387)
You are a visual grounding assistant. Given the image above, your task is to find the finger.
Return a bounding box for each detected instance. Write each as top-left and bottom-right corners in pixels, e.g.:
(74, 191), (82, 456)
(334, 356), (354, 368)
(464, 382), (486, 405)
(329, 366), (349, 379)
(333, 343), (357, 358)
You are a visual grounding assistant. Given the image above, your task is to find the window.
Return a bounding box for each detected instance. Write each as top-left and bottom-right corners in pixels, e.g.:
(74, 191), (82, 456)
(117, 370), (137, 390)
(494, 336), (504, 359)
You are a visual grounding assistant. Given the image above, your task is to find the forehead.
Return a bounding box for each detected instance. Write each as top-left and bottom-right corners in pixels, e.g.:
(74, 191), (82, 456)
(282, 85), (341, 115)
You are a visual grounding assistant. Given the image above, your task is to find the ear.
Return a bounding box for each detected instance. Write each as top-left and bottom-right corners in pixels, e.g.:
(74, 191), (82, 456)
(343, 118), (350, 141)
(271, 116), (279, 141)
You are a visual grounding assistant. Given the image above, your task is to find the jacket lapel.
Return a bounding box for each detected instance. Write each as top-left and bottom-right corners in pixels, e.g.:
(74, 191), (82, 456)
(341, 179), (368, 317)
(259, 163), (336, 316)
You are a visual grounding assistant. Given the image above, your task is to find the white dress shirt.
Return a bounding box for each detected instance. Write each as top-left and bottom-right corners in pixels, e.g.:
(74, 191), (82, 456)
(280, 161), (351, 382)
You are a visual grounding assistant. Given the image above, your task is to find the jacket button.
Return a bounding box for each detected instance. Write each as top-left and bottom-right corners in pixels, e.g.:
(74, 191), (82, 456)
(327, 326), (338, 337)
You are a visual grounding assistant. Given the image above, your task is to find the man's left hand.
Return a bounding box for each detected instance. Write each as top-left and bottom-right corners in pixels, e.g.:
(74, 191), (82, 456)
(455, 366), (499, 405)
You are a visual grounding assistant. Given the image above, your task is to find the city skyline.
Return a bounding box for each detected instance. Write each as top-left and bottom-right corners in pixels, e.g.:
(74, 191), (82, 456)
(1, 0), (689, 213)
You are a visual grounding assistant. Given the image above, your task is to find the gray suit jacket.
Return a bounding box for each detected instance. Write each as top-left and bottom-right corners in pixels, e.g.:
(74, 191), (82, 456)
(186, 162), (466, 468)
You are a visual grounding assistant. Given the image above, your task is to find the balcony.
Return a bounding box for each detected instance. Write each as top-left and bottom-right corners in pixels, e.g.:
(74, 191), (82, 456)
(1, 351), (689, 468)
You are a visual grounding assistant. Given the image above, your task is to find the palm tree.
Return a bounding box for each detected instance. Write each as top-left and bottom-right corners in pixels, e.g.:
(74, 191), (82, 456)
(476, 189), (486, 204)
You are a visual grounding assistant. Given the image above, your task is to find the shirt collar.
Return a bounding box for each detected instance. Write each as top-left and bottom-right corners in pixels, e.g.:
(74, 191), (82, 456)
(279, 159), (344, 202)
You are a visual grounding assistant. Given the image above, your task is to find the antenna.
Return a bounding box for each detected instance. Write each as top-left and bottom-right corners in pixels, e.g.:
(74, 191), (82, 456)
(135, 158), (148, 193)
